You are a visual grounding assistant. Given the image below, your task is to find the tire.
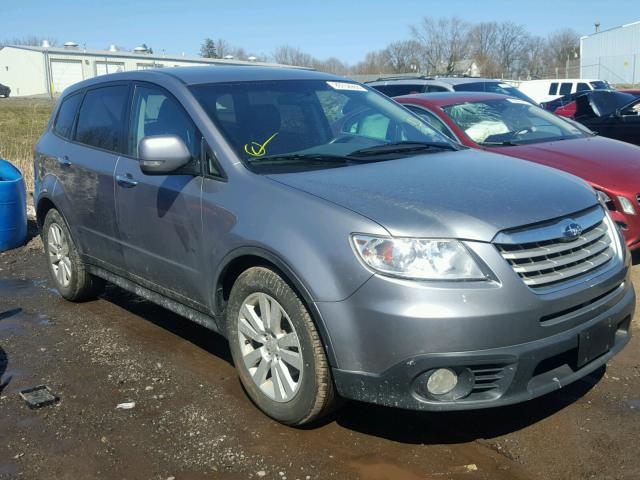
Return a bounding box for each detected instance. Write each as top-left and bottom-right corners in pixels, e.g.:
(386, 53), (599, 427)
(42, 209), (104, 301)
(227, 266), (338, 426)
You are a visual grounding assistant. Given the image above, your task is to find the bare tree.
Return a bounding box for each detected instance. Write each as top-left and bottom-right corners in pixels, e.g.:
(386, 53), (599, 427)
(382, 40), (422, 73)
(468, 22), (500, 76)
(352, 50), (393, 75)
(314, 57), (349, 75)
(494, 22), (530, 76)
(522, 36), (550, 79)
(273, 45), (315, 68)
(0, 36), (58, 48)
(410, 17), (470, 74)
(546, 28), (580, 67)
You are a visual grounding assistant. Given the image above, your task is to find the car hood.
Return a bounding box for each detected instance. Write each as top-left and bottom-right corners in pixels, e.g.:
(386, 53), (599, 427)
(490, 136), (640, 193)
(268, 148), (598, 241)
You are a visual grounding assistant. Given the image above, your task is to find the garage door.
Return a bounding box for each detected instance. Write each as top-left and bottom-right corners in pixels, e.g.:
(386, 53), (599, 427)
(96, 61), (125, 76)
(50, 60), (83, 94)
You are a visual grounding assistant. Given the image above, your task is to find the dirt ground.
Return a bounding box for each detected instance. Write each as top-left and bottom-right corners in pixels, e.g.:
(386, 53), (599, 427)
(1, 230), (639, 480)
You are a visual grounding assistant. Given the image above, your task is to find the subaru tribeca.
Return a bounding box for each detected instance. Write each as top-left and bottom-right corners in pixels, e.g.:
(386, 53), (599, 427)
(34, 67), (634, 425)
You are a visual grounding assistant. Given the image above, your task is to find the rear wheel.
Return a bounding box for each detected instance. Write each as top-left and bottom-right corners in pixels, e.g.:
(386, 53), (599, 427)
(227, 267), (338, 426)
(42, 209), (104, 301)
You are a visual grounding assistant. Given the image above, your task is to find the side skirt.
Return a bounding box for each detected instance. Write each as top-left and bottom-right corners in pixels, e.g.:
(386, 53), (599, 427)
(86, 264), (222, 335)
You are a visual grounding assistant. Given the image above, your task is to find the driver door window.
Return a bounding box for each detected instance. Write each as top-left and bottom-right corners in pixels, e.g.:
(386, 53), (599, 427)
(129, 84), (201, 166)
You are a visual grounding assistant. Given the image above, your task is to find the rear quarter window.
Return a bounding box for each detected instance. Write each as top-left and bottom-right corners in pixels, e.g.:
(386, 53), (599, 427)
(548, 83), (559, 95)
(75, 85), (129, 153)
(54, 93), (83, 140)
(370, 84), (425, 97)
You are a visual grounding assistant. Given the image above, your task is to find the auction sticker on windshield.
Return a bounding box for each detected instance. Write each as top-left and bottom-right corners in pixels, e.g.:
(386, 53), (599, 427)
(327, 81), (367, 92)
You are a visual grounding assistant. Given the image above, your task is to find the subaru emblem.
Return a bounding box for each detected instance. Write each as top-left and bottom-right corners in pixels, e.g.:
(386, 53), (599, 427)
(561, 220), (582, 241)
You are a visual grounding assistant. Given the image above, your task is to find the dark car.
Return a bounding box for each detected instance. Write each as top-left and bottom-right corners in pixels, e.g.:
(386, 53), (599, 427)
(572, 91), (640, 145)
(0, 83), (10, 98)
(33, 67), (633, 425)
(541, 91), (595, 115)
(395, 91), (640, 250)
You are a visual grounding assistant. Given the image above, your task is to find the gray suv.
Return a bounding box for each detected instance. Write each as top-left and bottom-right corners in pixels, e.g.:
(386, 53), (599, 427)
(34, 67), (634, 426)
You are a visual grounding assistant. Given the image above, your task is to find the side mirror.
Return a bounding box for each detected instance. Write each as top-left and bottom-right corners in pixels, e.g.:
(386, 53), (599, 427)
(139, 135), (191, 174)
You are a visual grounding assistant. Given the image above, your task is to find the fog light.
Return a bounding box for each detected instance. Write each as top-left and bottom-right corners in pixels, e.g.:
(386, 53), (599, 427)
(426, 368), (458, 395)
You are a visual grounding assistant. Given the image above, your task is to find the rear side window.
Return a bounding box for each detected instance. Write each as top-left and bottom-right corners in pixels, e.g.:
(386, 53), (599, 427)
(548, 83), (558, 95)
(75, 85), (129, 152)
(370, 84), (425, 97)
(559, 83), (573, 95)
(425, 85), (448, 93)
(576, 82), (590, 92)
(54, 93), (82, 140)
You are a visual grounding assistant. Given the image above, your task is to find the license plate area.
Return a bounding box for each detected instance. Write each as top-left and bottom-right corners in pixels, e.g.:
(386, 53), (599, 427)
(577, 319), (616, 368)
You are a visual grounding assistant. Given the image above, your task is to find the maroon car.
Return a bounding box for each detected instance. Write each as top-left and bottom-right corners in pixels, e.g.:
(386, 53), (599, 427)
(396, 92), (640, 250)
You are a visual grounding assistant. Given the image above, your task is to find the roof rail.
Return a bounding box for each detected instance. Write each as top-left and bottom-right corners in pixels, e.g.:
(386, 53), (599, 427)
(368, 75), (434, 82)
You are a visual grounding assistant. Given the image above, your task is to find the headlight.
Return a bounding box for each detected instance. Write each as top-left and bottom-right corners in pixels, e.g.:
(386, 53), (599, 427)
(351, 235), (486, 280)
(617, 195), (636, 215)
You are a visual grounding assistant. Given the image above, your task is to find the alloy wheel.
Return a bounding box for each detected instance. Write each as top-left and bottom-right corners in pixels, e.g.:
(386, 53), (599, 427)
(237, 292), (303, 402)
(48, 223), (72, 288)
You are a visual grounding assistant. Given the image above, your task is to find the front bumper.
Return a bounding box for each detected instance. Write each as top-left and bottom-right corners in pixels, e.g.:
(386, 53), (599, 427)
(332, 285), (633, 411)
(318, 239), (634, 411)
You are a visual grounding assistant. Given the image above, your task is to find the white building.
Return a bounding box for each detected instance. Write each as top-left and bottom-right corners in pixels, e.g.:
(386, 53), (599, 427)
(581, 21), (640, 85)
(0, 43), (295, 97)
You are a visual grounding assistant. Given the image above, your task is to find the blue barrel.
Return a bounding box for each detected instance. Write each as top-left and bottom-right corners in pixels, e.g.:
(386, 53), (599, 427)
(0, 159), (27, 251)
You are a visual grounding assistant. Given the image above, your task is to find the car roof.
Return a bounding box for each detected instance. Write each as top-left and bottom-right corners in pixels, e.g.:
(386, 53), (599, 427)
(394, 91), (511, 107)
(63, 66), (344, 94)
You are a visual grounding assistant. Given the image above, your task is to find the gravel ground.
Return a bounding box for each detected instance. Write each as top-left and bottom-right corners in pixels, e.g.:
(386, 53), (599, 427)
(1, 232), (639, 480)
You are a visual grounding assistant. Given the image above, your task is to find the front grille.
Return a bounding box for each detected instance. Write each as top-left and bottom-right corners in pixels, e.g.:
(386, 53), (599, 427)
(496, 209), (615, 289)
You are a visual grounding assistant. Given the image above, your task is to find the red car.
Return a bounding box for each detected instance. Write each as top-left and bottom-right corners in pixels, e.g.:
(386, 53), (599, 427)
(395, 92), (640, 250)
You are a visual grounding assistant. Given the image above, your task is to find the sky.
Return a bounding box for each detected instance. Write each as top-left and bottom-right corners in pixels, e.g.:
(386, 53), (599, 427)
(3, 0), (639, 64)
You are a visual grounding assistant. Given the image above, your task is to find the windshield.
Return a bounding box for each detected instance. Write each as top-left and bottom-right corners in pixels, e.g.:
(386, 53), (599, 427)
(443, 98), (585, 146)
(590, 81), (609, 90)
(190, 80), (454, 172)
(453, 81), (536, 104)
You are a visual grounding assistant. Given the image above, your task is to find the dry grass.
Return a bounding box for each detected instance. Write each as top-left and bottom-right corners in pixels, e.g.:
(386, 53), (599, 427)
(0, 97), (56, 191)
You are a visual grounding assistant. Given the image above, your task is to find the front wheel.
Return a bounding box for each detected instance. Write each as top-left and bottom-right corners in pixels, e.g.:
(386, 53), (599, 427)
(226, 267), (338, 426)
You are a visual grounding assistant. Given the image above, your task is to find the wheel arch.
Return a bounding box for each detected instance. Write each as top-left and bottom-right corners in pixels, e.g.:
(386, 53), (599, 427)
(214, 246), (338, 367)
(36, 195), (58, 229)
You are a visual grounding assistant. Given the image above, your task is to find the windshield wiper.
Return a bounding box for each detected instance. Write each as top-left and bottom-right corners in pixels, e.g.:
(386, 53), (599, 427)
(247, 153), (380, 165)
(348, 141), (457, 157)
(479, 140), (520, 147)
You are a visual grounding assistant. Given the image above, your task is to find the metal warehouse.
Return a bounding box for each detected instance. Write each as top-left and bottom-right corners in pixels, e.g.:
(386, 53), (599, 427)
(581, 20), (640, 85)
(0, 43), (292, 97)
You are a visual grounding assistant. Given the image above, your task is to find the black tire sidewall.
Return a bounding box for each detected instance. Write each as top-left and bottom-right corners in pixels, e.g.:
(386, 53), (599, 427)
(227, 267), (323, 425)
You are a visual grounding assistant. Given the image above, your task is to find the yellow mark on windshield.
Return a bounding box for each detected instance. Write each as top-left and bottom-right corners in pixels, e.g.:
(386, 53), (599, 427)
(244, 132), (279, 157)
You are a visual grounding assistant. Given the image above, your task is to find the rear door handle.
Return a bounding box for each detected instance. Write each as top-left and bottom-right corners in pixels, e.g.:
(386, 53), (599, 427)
(116, 174), (138, 188)
(57, 155), (72, 167)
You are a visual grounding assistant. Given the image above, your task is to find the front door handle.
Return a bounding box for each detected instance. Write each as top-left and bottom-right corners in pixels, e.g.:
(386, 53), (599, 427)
(116, 174), (138, 188)
(57, 155), (72, 167)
